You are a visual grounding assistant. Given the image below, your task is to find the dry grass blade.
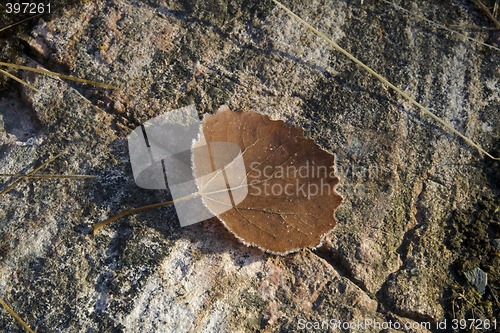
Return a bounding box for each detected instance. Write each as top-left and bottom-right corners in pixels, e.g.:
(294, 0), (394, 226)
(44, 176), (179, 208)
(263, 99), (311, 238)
(0, 14), (42, 33)
(0, 299), (35, 333)
(383, 0), (500, 51)
(472, 0), (500, 28)
(272, 0), (499, 160)
(0, 68), (41, 93)
(1, 15), (117, 99)
(0, 152), (63, 196)
(0, 61), (120, 90)
(0, 173), (96, 179)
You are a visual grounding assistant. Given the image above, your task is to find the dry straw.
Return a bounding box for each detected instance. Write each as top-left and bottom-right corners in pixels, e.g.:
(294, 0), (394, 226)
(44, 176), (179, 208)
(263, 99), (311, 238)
(271, 0), (498, 160)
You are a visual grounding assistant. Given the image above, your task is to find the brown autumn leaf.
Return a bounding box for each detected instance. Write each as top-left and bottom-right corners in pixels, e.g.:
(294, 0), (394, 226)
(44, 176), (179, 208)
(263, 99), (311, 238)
(192, 106), (343, 255)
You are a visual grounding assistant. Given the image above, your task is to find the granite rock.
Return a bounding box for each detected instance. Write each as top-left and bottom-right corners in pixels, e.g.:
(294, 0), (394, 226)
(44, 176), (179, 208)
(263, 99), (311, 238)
(0, 0), (498, 332)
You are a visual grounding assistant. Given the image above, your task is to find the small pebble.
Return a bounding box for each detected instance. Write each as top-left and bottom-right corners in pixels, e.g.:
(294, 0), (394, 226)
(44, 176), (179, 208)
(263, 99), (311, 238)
(464, 267), (487, 295)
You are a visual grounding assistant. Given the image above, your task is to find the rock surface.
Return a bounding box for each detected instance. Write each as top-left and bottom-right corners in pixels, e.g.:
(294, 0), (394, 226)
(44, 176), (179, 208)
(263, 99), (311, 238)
(0, 0), (498, 332)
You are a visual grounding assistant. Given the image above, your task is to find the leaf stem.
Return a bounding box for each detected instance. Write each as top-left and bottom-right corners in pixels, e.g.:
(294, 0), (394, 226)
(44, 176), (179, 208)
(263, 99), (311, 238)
(92, 192), (198, 234)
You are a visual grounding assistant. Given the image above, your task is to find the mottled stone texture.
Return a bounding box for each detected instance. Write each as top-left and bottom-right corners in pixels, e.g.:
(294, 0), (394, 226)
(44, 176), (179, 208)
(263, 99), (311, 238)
(0, 0), (498, 332)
